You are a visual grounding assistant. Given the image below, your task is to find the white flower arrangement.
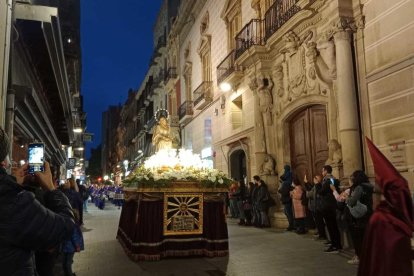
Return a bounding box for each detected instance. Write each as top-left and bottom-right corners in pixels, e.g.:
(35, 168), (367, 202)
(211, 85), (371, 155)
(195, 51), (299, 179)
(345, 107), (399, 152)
(123, 149), (232, 188)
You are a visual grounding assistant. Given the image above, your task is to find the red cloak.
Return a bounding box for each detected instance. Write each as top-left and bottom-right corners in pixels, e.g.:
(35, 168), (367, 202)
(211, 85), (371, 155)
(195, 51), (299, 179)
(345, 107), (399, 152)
(358, 138), (413, 276)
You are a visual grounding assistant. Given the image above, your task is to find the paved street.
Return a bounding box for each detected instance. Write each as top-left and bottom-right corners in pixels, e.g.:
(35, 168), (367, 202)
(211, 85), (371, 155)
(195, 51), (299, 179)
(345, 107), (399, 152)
(74, 203), (357, 276)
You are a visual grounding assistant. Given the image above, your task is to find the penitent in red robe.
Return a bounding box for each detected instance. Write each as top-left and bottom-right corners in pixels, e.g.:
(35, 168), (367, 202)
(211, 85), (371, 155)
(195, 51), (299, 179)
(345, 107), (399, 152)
(360, 138), (414, 276)
(358, 201), (413, 276)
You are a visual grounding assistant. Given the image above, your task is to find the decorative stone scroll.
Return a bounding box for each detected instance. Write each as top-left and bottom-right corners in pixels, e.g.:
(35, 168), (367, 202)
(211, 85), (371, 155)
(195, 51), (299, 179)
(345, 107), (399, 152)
(275, 30), (333, 114)
(260, 154), (276, 176)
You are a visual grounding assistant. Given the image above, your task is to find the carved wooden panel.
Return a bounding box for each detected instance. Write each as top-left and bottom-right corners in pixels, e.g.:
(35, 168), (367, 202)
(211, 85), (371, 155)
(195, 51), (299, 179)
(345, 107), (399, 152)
(290, 105), (328, 183)
(290, 108), (311, 184)
(310, 106), (329, 176)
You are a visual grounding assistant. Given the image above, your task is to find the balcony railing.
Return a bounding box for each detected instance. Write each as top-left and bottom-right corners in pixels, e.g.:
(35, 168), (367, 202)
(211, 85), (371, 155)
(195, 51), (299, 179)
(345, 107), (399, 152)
(145, 117), (156, 132)
(217, 50), (242, 84)
(193, 81), (213, 107)
(164, 67), (177, 83)
(264, 0), (301, 41)
(153, 72), (164, 88)
(235, 19), (264, 59)
(156, 35), (166, 51)
(179, 101), (194, 120)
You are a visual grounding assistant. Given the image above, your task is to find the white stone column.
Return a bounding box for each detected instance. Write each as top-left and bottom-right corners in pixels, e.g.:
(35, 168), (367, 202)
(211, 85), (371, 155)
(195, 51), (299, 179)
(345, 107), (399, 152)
(252, 84), (267, 174)
(334, 30), (362, 177)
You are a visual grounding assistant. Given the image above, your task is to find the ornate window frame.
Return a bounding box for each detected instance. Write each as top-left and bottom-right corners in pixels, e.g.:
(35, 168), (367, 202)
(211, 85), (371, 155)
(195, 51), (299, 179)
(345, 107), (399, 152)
(221, 0), (242, 51)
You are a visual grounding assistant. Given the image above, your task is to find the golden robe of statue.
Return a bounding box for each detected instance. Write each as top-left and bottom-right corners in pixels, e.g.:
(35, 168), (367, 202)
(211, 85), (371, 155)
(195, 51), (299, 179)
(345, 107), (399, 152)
(152, 117), (173, 152)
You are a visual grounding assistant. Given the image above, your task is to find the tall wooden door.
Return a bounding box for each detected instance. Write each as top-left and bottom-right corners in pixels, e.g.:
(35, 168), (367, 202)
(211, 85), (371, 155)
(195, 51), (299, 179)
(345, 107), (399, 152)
(289, 105), (328, 184)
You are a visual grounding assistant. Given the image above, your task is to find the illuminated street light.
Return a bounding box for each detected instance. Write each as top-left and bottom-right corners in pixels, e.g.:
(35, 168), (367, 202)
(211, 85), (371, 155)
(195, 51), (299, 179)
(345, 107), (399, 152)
(219, 82), (232, 92)
(73, 127), (83, 133)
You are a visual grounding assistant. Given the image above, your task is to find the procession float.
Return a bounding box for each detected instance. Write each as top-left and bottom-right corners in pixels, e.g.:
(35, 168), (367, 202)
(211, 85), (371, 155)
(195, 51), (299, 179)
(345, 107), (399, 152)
(117, 109), (231, 261)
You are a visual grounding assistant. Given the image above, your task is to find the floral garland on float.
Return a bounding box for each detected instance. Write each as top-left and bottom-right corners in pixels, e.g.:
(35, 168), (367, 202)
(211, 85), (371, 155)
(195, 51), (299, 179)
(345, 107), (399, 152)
(123, 149), (233, 189)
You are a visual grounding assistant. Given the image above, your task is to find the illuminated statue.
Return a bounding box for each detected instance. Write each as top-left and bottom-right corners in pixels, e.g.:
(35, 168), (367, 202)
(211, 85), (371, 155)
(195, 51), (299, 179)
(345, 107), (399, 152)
(152, 109), (173, 152)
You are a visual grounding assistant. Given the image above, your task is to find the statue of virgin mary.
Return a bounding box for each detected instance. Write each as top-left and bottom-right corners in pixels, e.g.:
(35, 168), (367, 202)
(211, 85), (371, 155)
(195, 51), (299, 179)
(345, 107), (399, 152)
(152, 109), (173, 152)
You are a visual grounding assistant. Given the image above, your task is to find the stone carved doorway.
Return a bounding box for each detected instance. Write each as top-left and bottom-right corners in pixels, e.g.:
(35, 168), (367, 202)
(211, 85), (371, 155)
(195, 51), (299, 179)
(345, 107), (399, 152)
(289, 105), (328, 184)
(229, 149), (246, 182)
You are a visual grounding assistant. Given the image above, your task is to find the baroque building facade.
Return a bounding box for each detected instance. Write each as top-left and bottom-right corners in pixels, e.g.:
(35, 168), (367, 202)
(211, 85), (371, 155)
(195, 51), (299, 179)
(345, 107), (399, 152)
(115, 0), (414, 227)
(163, 0), (414, 226)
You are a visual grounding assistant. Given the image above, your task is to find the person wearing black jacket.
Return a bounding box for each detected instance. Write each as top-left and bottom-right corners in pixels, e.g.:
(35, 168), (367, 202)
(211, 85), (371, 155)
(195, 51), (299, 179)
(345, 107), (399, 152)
(306, 174), (327, 240)
(252, 176), (261, 226)
(278, 165), (294, 231)
(256, 179), (271, 228)
(0, 128), (75, 275)
(345, 170), (373, 264)
(318, 165), (342, 253)
(233, 180), (246, 225)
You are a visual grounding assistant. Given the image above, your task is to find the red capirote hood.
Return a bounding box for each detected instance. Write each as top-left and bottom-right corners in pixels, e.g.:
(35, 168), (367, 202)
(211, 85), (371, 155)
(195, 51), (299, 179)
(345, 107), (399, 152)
(365, 137), (413, 231)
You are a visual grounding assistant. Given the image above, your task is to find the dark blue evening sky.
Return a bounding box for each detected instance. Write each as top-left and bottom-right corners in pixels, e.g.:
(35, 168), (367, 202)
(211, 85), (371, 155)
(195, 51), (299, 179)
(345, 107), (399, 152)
(81, 0), (163, 158)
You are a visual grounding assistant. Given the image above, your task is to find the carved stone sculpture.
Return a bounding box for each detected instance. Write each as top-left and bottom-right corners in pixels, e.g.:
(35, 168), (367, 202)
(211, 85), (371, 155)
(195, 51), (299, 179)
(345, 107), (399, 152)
(325, 139), (342, 165)
(260, 154), (276, 175)
(257, 77), (274, 125)
(251, 0), (261, 18)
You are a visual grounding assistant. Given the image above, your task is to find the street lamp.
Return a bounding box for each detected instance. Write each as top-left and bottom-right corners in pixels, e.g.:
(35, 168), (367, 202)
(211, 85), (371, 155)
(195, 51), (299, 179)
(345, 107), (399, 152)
(219, 82), (232, 92)
(73, 127), (83, 133)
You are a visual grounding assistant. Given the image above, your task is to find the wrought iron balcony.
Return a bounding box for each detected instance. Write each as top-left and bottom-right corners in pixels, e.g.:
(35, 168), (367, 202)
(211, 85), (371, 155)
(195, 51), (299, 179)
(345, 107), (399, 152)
(164, 67), (177, 83)
(179, 101), (193, 122)
(145, 117), (156, 132)
(217, 50), (243, 85)
(153, 72), (164, 90)
(264, 0), (301, 42)
(235, 19), (264, 59)
(156, 35), (166, 51)
(193, 81), (213, 110)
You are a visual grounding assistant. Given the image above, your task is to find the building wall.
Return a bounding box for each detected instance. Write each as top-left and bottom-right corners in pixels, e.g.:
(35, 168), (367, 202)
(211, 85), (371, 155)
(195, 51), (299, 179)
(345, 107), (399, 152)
(0, 0), (12, 127)
(133, 0), (414, 194)
(358, 0), (414, 187)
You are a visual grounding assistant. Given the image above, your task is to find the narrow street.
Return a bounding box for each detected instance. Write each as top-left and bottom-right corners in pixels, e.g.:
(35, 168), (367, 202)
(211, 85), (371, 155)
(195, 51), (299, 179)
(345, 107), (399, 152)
(74, 203), (357, 276)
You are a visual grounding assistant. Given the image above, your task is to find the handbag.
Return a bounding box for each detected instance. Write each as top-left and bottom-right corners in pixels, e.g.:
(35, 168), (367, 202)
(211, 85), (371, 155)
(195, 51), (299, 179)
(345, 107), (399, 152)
(347, 200), (367, 218)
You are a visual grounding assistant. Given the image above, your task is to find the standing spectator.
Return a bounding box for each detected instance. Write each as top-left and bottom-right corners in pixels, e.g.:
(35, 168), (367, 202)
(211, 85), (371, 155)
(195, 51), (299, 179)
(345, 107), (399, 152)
(77, 179), (89, 214)
(233, 180), (246, 225)
(243, 182), (254, 226)
(303, 175), (316, 230)
(291, 178), (307, 234)
(306, 174), (327, 240)
(256, 178), (271, 228)
(278, 165), (294, 231)
(61, 179), (84, 276)
(252, 177), (261, 226)
(344, 170), (373, 265)
(318, 165), (342, 253)
(0, 127), (75, 275)
(228, 182), (239, 218)
(358, 138), (413, 276)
